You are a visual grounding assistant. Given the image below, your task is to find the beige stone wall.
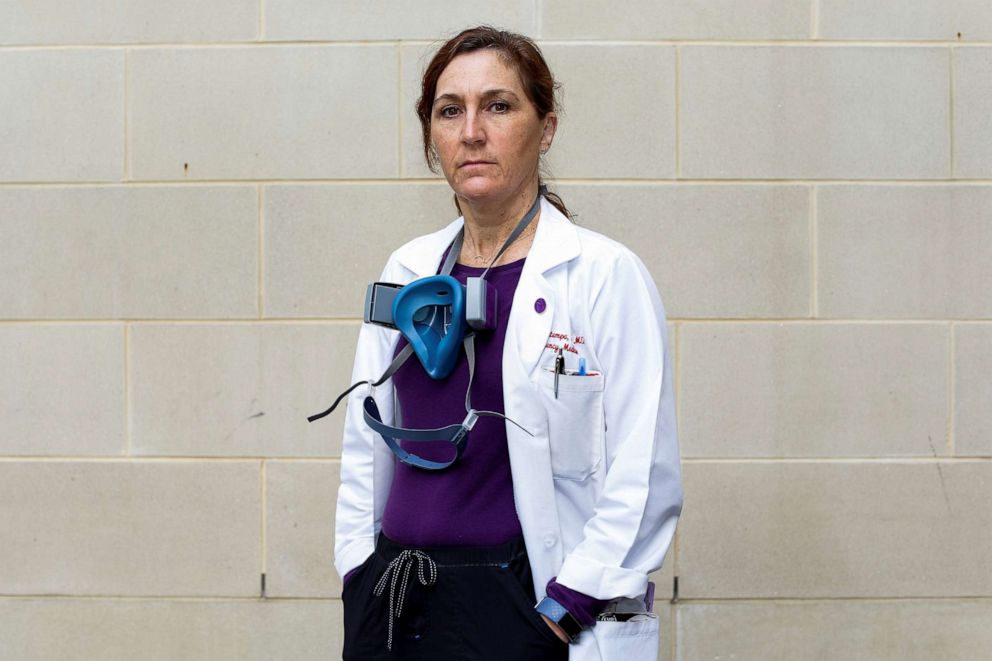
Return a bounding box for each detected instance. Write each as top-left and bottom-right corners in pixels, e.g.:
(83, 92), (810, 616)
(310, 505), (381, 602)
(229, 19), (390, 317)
(1, 2), (990, 659)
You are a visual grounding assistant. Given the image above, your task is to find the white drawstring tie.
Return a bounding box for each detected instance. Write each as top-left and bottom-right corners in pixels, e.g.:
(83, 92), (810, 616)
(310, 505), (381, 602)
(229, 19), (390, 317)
(372, 549), (438, 651)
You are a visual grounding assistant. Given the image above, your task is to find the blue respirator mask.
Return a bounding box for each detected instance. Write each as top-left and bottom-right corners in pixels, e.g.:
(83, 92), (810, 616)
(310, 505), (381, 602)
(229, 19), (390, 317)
(307, 188), (544, 470)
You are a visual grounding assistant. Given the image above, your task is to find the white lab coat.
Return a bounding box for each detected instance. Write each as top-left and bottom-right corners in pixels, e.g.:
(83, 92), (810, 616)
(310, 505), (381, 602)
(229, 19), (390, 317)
(334, 197), (683, 660)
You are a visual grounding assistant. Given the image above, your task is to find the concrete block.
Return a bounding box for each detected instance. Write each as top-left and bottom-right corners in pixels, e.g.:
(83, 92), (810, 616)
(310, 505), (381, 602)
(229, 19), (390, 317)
(0, 0), (257, 45)
(656, 602), (674, 661)
(954, 47), (992, 178)
(541, 0), (810, 40)
(677, 600), (992, 661)
(0, 324), (123, 455)
(129, 323), (359, 457)
(0, 186), (257, 319)
(542, 45), (676, 179)
(554, 184), (810, 319)
(0, 598), (341, 661)
(263, 184), (453, 317)
(0, 50), (122, 182)
(820, 0), (992, 41)
(266, 461), (341, 597)
(818, 185), (992, 319)
(955, 324), (992, 456)
(265, 0), (534, 41)
(677, 462), (992, 598)
(680, 323), (948, 458)
(129, 46), (398, 180)
(0, 461), (261, 596)
(681, 46), (949, 179)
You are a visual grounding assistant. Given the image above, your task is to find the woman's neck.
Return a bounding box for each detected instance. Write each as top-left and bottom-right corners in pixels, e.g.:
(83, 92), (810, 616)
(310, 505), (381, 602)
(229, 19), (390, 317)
(458, 182), (541, 267)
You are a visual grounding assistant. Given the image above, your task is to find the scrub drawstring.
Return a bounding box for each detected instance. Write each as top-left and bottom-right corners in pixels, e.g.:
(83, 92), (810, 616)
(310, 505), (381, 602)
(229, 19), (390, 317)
(372, 549), (438, 651)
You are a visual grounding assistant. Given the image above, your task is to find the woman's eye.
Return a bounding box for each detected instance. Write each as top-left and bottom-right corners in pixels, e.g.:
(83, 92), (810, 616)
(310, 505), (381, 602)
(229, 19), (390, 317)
(439, 106), (461, 118)
(489, 101), (510, 113)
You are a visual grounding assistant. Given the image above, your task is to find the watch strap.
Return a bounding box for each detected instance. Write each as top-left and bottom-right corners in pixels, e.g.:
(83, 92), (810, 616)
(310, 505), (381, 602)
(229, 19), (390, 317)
(535, 596), (583, 641)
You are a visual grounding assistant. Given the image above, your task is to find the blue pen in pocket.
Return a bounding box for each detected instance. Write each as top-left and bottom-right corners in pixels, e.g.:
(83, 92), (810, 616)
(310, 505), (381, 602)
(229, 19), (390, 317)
(578, 357), (587, 376)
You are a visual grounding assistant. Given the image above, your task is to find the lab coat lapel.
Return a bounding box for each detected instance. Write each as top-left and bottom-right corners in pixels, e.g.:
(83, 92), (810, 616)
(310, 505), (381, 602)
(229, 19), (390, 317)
(393, 218), (464, 278)
(511, 197), (580, 379)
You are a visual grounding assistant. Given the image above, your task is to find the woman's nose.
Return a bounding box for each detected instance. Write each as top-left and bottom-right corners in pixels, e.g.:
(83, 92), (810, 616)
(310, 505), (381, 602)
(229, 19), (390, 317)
(461, 111), (485, 144)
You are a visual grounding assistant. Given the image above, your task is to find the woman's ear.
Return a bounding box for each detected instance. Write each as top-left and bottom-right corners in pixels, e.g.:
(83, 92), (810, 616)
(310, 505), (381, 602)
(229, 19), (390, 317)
(540, 113), (558, 154)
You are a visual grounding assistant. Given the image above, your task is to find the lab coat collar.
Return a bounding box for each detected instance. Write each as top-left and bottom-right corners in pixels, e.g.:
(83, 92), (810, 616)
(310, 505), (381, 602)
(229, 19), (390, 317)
(393, 196), (579, 278)
(511, 196), (577, 379)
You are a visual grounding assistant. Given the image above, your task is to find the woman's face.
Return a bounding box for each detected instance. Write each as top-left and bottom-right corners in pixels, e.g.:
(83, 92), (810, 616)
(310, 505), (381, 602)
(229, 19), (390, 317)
(430, 50), (556, 208)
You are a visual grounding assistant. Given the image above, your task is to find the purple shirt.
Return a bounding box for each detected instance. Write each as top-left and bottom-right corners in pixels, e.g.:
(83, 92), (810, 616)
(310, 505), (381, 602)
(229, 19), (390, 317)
(382, 257), (525, 546)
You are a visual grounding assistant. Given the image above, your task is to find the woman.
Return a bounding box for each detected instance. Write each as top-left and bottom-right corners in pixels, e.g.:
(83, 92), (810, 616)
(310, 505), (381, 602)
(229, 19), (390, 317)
(329, 26), (682, 661)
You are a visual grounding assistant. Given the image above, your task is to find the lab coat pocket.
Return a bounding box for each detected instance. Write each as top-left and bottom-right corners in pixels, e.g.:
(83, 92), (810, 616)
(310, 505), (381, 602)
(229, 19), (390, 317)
(592, 614), (660, 661)
(538, 369), (605, 481)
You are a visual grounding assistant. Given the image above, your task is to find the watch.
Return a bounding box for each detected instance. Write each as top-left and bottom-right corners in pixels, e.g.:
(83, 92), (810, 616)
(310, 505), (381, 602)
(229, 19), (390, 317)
(535, 596), (583, 642)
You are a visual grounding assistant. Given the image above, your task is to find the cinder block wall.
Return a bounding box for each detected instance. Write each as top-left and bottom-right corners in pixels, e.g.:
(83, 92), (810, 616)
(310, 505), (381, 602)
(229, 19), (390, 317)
(2, 2), (991, 659)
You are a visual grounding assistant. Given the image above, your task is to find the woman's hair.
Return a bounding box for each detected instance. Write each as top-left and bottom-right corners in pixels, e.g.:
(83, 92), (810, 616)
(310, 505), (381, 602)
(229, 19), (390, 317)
(416, 25), (571, 219)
